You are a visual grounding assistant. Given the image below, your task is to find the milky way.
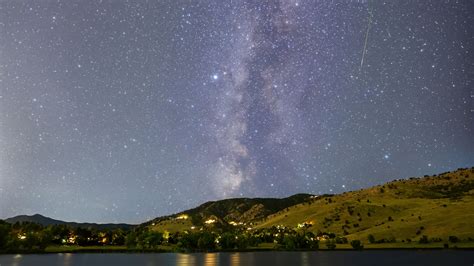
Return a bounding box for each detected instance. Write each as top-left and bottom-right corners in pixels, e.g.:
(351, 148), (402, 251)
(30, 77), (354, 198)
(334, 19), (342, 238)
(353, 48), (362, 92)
(0, 1), (473, 223)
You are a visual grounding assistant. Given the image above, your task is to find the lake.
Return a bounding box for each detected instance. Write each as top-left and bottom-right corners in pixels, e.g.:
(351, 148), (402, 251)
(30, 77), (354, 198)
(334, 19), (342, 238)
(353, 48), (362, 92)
(1, 251), (473, 266)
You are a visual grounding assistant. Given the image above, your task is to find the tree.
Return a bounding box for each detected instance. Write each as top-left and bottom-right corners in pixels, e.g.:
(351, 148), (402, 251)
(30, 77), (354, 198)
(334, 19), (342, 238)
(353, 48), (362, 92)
(168, 232), (181, 245)
(144, 231), (163, 249)
(239, 234), (259, 248)
(46, 225), (70, 245)
(311, 239), (320, 250)
(178, 232), (200, 249)
(36, 231), (52, 250)
(448, 236), (459, 243)
(125, 231), (138, 248)
(419, 235), (429, 244)
(111, 229), (126, 245)
(135, 229), (150, 249)
(220, 232), (237, 249)
(325, 240), (336, 250)
(74, 227), (95, 246)
(282, 235), (296, 250)
(280, 232), (318, 250)
(335, 236), (348, 244)
(0, 222), (11, 252)
(236, 235), (250, 249)
(350, 240), (364, 250)
(22, 231), (49, 251)
(197, 232), (216, 250)
(368, 234), (375, 244)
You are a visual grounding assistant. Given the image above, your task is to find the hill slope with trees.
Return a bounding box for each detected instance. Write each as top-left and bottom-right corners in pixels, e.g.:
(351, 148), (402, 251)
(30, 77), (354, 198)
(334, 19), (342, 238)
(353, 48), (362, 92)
(255, 167), (474, 243)
(2, 167), (472, 253)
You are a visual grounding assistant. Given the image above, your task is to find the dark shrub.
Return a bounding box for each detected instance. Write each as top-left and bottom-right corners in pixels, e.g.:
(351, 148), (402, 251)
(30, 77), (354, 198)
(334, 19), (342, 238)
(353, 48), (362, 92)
(448, 236), (459, 243)
(350, 240), (364, 250)
(219, 232), (237, 249)
(325, 240), (336, 250)
(197, 232), (216, 250)
(368, 234), (375, 244)
(335, 236), (348, 244)
(419, 235), (429, 244)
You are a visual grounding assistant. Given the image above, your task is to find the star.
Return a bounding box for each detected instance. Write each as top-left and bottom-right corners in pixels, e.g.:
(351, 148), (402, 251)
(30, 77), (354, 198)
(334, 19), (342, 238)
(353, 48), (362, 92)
(0, 0), (471, 224)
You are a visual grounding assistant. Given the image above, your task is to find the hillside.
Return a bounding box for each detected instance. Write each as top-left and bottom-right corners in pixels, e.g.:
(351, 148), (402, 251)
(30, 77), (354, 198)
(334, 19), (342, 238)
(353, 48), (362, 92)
(5, 214), (135, 230)
(6, 168), (473, 244)
(255, 167), (474, 242)
(146, 167), (474, 243)
(146, 193), (312, 232)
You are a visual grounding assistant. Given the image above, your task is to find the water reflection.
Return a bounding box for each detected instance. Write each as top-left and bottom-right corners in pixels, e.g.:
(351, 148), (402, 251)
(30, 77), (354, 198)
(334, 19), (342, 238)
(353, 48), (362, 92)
(204, 253), (219, 266)
(61, 253), (72, 266)
(176, 253), (197, 266)
(0, 251), (473, 266)
(301, 252), (309, 266)
(11, 254), (22, 266)
(2, 250), (472, 266)
(230, 253), (240, 266)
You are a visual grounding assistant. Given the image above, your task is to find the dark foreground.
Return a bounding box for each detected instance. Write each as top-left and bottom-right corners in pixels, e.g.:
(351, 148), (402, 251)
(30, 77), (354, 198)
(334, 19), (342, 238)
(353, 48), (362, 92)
(1, 250), (474, 266)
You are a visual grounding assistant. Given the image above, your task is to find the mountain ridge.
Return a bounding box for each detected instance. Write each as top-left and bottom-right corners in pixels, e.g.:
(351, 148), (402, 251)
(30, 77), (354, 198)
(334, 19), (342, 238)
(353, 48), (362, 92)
(143, 193), (313, 229)
(3, 194), (314, 229)
(4, 214), (135, 230)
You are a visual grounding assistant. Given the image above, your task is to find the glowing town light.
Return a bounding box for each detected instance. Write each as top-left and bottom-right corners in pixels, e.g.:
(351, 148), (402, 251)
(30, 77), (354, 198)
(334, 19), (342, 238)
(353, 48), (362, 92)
(176, 214), (189, 220)
(205, 219), (216, 224)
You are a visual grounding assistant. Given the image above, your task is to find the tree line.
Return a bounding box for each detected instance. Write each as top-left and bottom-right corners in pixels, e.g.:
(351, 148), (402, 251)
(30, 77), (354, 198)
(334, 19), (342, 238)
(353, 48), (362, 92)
(1, 219), (374, 253)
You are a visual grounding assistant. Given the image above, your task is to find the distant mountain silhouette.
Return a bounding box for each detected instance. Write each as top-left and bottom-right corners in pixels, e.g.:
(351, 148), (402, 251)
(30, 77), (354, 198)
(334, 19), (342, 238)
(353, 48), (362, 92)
(5, 214), (134, 230)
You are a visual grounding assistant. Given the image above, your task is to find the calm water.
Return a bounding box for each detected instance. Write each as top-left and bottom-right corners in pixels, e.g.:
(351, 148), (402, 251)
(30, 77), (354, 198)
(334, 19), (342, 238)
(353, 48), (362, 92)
(1, 251), (473, 266)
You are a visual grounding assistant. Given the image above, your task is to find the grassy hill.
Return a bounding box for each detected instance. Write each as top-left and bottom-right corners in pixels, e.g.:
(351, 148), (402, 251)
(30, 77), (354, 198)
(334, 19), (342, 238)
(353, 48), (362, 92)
(145, 167), (474, 243)
(255, 167), (474, 242)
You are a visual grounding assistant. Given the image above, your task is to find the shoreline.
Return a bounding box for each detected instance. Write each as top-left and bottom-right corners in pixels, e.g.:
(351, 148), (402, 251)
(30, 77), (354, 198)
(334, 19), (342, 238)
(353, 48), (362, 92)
(2, 244), (474, 255)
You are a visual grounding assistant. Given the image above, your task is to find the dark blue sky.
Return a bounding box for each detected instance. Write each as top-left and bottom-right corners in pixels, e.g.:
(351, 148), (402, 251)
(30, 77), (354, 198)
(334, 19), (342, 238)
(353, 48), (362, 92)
(0, 1), (472, 223)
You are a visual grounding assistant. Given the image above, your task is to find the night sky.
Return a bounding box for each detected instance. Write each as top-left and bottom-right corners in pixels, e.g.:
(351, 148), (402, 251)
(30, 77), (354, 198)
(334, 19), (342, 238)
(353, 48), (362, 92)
(0, 1), (473, 224)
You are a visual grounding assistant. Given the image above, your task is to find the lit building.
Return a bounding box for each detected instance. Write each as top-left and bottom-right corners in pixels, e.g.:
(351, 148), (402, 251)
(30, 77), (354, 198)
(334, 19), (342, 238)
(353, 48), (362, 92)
(68, 234), (77, 244)
(229, 221), (244, 226)
(176, 214), (189, 220)
(204, 219), (216, 224)
(297, 221), (314, 228)
(163, 231), (170, 240)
